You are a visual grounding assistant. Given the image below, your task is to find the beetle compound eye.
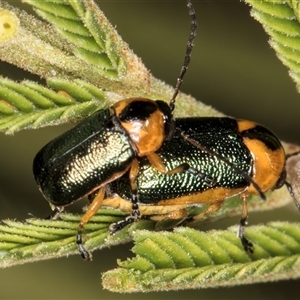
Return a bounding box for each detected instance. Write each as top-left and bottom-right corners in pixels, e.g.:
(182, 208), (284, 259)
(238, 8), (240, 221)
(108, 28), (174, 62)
(156, 100), (175, 141)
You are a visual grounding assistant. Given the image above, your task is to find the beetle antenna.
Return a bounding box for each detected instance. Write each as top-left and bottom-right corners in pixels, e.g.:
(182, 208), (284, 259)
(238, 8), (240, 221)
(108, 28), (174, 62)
(169, 0), (197, 113)
(284, 181), (300, 211)
(285, 150), (300, 211)
(285, 150), (300, 160)
(179, 130), (266, 200)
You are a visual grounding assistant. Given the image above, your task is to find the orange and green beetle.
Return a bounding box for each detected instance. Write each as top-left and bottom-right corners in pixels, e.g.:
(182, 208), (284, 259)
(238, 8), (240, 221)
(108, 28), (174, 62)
(33, 0), (299, 260)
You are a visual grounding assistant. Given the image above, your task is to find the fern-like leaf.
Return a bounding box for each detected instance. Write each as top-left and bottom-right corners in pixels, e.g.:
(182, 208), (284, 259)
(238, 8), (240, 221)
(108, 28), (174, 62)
(103, 223), (300, 292)
(0, 0), (218, 134)
(244, 0), (300, 92)
(0, 0), (300, 295)
(0, 188), (295, 269)
(22, 0), (124, 78)
(0, 77), (106, 133)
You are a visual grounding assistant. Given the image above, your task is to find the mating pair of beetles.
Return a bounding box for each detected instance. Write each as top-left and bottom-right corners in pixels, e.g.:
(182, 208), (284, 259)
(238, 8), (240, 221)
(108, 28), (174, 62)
(33, 1), (300, 261)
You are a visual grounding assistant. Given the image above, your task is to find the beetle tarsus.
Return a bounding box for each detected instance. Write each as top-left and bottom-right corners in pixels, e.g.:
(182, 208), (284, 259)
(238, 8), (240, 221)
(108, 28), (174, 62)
(109, 215), (136, 234)
(46, 206), (64, 220)
(76, 222), (93, 261)
(238, 216), (254, 254)
(109, 203), (140, 233)
(240, 236), (254, 254)
(76, 232), (92, 261)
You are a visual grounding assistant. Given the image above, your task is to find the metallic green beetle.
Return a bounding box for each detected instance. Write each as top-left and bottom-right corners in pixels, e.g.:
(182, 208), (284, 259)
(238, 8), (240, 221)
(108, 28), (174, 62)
(33, 0), (299, 261)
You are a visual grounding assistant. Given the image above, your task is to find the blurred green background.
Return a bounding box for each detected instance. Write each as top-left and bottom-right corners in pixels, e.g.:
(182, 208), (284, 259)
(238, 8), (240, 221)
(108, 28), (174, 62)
(1, 0), (300, 298)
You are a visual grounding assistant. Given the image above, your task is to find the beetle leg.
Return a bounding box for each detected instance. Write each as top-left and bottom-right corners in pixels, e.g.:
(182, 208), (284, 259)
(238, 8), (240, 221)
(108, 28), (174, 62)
(129, 158), (141, 219)
(150, 208), (188, 230)
(87, 191), (98, 204)
(149, 208), (187, 221)
(238, 194), (254, 254)
(109, 159), (141, 234)
(147, 152), (192, 174)
(191, 201), (224, 221)
(76, 187), (105, 261)
(147, 152), (215, 186)
(47, 206), (64, 220)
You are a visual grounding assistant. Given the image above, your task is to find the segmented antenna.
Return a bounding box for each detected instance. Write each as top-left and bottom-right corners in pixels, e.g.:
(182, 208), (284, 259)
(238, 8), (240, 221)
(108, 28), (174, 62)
(285, 150), (300, 211)
(171, 1), (265, 199)
(169, 0), (197, 113)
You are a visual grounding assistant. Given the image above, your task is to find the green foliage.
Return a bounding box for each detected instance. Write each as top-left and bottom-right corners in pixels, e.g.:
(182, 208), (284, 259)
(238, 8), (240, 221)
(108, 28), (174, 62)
(0, 209), (131, 267)
(103, 223), (300, 292)
(0, 77), (105, 133)
(0, 0), (217, 134)
(0, 0), (300, 294)
(23, 0), (125, 78)
(245, 0), (300, 93)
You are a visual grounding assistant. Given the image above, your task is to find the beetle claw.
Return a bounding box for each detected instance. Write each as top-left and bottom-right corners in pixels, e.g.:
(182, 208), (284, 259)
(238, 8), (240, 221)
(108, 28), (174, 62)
(46, 206), (64, 220)
(78, 244), (92, 261)
(238, 219), (254, 254)
(240, 236), (254, 254)
(76, 232), (92, 261)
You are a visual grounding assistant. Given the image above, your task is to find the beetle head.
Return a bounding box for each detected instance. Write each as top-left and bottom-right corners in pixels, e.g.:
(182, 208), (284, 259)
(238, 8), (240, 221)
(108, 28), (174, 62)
(113, 97), (175, 156)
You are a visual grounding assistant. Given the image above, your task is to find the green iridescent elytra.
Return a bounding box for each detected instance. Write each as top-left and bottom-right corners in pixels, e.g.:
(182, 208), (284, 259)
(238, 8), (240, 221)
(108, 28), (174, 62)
(33, 108), (135, 206)
(108, 117), (283, 204)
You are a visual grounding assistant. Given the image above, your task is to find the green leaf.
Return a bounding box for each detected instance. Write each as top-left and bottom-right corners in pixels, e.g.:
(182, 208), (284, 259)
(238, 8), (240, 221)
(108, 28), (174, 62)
(22, 0), (125, 78)
(0, 0), (300, 294)
(244, 0), (300, 92)
(0, 0), (220, 135)
(102, 223), (300, 292)
(0, 209), (129, 267)
(0, 77), (106, 133)
(0, 188), (296, 269)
